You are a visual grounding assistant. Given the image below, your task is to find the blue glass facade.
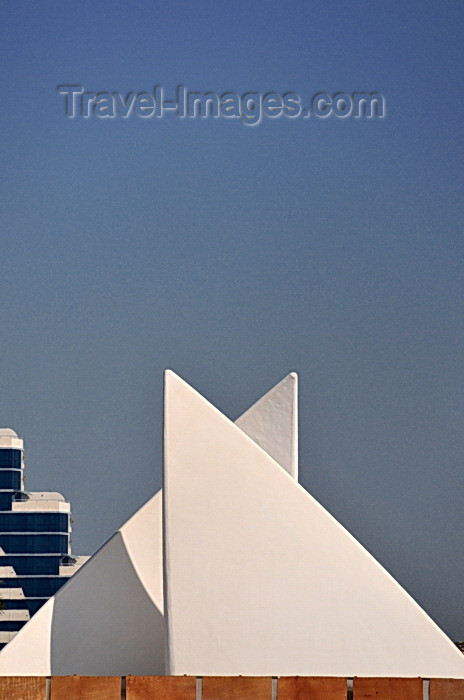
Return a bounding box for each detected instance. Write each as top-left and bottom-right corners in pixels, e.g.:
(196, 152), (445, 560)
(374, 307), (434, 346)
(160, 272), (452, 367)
(1, 555), (60, 575)
(0, 440), (84, 649)
(0, 450), (21, 468)
(0, 512), (69, 532)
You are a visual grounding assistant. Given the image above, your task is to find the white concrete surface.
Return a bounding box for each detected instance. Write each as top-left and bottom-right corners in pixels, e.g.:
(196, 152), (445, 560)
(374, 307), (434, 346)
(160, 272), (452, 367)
(49, 530), (165, 675)
(163, 370), (464, 678)
(236, 372), (298, 480)
(1, 371), (463, 678)
(0, 374), (298, 675)
(0, 598), (54, 675)
(12, 492), (71, 513)
(120, 491), (164, 613)
(59, 555), (90, 577)
(0, 516), (165, 676)
(2, 610), (30, 622)
(0, 429), (23, 450)
(0, 632), (18, 644)
(0, 589), (25, 600)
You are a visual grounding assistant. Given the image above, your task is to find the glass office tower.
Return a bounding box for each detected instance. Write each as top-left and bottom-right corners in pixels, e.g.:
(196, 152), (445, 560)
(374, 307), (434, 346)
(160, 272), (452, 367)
(0, 429), (88, 649)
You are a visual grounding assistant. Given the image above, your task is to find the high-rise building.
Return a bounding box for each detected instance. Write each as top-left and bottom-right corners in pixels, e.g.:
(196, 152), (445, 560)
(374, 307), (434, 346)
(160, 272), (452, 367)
(0, 429), (87, 649)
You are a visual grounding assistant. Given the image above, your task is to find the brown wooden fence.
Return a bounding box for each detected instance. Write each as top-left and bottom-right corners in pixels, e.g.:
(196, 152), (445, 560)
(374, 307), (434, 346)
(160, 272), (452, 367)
(0, 676), (464, 700)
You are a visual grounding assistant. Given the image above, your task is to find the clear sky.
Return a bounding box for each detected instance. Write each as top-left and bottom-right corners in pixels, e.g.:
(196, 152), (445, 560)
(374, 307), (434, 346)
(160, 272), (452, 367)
(1, 1), (464, 639)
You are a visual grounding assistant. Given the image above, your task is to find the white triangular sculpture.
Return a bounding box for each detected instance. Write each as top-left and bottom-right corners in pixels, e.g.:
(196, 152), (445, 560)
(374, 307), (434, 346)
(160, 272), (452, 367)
(236, 372), (298, 480)
(163, 370), (464, 677)
(0, 374), (297, 675)
(0, 493), (165, 676)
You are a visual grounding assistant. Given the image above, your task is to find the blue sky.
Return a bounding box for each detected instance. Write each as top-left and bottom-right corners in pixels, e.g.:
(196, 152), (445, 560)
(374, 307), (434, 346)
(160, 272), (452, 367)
(1, 1), (464, 638)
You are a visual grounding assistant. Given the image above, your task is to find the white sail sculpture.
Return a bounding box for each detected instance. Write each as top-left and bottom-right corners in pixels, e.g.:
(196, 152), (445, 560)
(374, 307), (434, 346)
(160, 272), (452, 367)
(0, 372), (297, 675)
(0, 370), (463, 678)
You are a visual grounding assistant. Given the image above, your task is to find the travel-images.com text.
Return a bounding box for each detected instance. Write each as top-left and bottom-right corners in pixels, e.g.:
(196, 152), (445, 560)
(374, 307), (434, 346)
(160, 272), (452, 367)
(58, 86), (385, 126)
